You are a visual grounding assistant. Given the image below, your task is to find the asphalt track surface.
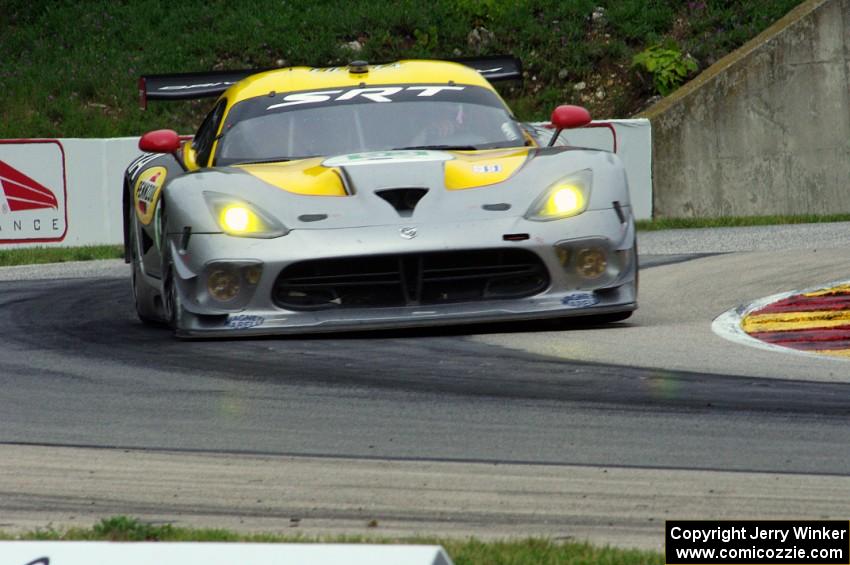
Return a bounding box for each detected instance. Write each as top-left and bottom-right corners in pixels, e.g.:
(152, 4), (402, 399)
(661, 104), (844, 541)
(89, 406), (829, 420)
(2, 224), (850, 548)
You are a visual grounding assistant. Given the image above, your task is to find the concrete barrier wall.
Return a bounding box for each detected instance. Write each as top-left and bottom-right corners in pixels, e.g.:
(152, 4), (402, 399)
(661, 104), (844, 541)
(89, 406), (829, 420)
(644, 0), (850, 218)
(0, 119), (652, 249)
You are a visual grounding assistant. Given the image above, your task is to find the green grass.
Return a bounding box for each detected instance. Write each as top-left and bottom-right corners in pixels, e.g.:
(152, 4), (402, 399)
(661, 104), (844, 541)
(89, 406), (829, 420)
(636, 214), (850, 231)
(1, 0), (803, 138)
(0, 244), (122, 267)
(0, 516), (664, 565)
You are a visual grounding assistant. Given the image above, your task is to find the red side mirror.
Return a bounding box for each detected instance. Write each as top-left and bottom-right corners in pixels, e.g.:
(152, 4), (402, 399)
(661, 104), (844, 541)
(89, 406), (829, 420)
(550, 105), (592, 130)
(139, 129), (181, 153)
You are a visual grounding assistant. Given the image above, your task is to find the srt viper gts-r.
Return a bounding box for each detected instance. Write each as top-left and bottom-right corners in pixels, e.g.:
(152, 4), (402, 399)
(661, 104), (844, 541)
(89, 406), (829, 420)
(123, 57), (637, 337)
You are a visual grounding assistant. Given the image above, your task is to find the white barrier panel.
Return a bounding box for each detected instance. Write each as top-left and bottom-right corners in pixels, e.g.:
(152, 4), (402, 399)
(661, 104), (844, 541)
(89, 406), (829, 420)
(556, 119), (652, 221)
(0, 137), (140, 249)
(0, 119), (652, 249)
(0, 541), (453, 565)
(0, 140), (68, 244)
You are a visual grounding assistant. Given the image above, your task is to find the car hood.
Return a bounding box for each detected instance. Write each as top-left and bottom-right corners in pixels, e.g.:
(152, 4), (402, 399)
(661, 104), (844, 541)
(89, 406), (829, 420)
(167, 147), (628, 232)
(233, 148), (532, 196)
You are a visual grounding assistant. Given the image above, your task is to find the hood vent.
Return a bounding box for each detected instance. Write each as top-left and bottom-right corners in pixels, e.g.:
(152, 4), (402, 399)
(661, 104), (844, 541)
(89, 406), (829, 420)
(375, 188), (428, 217)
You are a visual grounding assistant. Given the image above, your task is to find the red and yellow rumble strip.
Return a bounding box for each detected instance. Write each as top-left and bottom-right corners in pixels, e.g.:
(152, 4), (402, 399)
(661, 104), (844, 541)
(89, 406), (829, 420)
(742, 284), (850, 357)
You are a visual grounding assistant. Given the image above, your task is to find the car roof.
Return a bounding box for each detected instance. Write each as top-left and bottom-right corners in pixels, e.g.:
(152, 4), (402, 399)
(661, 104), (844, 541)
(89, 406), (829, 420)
(223, 60), (496, 105)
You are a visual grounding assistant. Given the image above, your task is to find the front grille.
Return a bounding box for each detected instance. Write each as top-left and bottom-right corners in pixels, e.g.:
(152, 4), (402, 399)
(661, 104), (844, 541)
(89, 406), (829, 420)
(273, 248), (550, 310)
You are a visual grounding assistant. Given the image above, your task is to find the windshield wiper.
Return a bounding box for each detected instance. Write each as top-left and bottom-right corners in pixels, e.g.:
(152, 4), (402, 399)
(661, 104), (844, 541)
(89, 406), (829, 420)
(394, 145), (479, 151)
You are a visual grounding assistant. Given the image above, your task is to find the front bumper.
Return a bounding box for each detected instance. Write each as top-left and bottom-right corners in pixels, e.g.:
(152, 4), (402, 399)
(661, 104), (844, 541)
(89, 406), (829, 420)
(166, 209), (637, 337)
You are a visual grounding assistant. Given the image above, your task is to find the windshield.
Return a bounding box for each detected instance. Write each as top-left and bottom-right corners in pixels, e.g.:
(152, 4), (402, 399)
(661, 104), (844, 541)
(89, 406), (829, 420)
(214, 84), (527, 165)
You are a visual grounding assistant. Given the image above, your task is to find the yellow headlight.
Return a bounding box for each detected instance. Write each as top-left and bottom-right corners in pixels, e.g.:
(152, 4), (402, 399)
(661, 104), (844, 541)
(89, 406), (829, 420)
(543, 185), (584, 217)
(220, 205), (259, 234)
(526, 171), (592, 221)
(205, 192), (288, 238)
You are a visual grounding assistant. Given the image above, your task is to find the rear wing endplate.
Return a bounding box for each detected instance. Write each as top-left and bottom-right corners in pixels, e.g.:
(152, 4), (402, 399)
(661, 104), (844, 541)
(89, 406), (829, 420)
(138, 56), (522, 109)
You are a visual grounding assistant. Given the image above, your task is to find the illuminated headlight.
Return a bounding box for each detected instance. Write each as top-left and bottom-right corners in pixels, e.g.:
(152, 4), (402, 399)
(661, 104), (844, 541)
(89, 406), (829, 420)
(526, 170), (592, 221)
(222, 206), (252, 232)
(204, 191), (288, 238)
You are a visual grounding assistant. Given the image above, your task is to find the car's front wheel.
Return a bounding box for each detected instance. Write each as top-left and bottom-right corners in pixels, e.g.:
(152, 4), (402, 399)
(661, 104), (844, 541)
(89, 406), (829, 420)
(129, 209), (163, 325)
(159, 208), (186, 332)
(161, 255), (184, 331)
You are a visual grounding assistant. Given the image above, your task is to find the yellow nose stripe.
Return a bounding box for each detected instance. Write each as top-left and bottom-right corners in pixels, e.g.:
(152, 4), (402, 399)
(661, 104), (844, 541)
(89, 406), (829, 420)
(236, 159), (347, 196)
(444, 148), (530, 190)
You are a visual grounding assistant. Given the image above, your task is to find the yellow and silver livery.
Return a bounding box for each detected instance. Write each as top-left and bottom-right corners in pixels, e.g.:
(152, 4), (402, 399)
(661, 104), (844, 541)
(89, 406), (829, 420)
(124, 58), (637, 337)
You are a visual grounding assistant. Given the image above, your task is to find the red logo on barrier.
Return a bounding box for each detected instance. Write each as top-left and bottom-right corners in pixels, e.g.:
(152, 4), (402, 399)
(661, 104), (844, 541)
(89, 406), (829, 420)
(0, 159), (59, 211)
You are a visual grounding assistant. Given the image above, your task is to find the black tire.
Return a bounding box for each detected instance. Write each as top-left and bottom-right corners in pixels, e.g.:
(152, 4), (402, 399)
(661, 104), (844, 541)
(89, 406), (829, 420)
(129, 209), (163, 325)
(161, 256), (179, 330)
(159, 206), (185, 332)
(632, 235), (639, 297)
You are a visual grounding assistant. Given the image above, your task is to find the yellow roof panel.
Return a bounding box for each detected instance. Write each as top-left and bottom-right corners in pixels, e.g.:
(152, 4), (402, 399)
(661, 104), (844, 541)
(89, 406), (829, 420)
(225, 60), (496, 104)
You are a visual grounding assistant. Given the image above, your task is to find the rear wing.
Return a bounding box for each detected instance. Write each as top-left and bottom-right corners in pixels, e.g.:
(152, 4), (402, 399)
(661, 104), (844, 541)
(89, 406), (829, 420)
(138, 56), (522, 109)
(139, 69), (270, 108)
(448, 55), (522, 82)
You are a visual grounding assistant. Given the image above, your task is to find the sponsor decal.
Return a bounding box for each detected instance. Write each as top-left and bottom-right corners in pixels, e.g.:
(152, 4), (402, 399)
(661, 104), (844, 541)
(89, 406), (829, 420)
(501, 121), (520, 140)
(472, 164), (502, 173)
(267, 85), (465, 110)
(158, 81), (236, 91)
(127, 152), (160, 181)
(399, 226), (418, 239)
(309, 63), (401, 73)
(323, 150), (452, 167)
(562, 292), (599, 308)
(0, 140), (67, 244)
(133, 166), (167, 225)
(226, 314), (265, 329)
(0, 160), (58, 211)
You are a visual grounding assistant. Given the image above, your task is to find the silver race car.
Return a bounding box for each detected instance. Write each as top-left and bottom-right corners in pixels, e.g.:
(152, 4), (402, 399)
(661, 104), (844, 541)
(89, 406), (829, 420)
(124, 57), (637, 337)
